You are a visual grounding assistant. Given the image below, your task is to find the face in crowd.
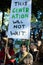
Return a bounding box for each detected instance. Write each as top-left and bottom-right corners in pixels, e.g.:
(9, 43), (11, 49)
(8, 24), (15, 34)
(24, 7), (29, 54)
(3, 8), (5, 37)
(20, 44), (27, 53)
(37, 40), (42, 46)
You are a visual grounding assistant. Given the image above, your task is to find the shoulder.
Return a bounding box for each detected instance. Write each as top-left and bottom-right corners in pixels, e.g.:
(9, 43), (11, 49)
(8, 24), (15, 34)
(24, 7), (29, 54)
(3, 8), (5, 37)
(15, 52), (20, 57)
(23, 53), (33, 65)
(28, 53), (33, 56)
(27, 52), (33, 59)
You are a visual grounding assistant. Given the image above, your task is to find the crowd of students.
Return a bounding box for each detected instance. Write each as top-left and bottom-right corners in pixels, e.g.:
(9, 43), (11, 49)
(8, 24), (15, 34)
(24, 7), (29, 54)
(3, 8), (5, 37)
(0, 38), (33, 65)
(0, 28), (43, 65)
(0, 38), (43, 65)
(30, 28), (43, 62)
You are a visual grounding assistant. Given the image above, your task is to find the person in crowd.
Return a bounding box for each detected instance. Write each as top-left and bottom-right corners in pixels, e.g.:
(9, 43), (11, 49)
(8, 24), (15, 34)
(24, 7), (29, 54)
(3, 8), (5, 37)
(37, 40), (42, 50)
(15, 42), (33, 65)
(0, 38), (16, 65)
(0, 41), (2, 64)
(30, 35), (34, 43)
(29, 43), (38, 61)
(39, 29), (42, 40)
(0, 39), (6, 65)
(37, 40), (43, 62)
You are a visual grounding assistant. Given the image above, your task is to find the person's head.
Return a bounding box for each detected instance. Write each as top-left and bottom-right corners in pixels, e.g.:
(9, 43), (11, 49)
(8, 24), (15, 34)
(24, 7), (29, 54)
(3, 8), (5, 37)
(1, 39), (6, 48)
(20, 43), (27, 53)
(37, 40), (42, 46)
(8, 42), (13, 50)
(31, 35), (33, 38)
(8, 38), (14, 44)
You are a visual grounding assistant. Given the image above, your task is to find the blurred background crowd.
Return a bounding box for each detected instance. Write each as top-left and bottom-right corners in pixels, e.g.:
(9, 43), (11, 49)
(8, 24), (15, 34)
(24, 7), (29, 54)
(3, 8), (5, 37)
(0, 0), (43, 65)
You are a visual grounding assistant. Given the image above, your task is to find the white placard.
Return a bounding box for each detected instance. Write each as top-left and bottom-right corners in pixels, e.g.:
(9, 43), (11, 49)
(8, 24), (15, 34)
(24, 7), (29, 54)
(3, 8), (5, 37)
(7, 0), (32, 39)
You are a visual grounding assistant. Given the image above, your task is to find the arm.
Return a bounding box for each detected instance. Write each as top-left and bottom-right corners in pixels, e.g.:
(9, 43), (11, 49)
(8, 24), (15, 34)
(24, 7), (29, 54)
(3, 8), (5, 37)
(5, 48), (15, 63)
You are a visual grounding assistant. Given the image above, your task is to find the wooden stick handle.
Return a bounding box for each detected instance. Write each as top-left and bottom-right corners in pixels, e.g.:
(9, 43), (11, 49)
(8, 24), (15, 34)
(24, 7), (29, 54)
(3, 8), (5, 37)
(3, 38), (8, 65)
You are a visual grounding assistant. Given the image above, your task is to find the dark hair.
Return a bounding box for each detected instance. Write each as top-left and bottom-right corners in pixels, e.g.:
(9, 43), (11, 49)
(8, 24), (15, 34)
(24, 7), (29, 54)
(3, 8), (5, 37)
(20, 42), (27, 48)
(8, 38), (14, 44)
(8, 43), (13, 49)
(8, 38), (14, 41)
(1, 38), (6, 45)
(8, 38), (14, 49)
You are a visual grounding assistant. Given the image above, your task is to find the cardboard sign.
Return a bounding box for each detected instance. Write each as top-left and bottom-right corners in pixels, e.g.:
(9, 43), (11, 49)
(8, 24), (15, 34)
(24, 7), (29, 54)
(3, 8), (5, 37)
(7, 0), (32, 39)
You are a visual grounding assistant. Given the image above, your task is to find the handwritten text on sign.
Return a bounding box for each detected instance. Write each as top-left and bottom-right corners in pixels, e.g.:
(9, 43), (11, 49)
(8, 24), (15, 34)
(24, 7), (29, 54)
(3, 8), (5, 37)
(7, 0), (31, 39)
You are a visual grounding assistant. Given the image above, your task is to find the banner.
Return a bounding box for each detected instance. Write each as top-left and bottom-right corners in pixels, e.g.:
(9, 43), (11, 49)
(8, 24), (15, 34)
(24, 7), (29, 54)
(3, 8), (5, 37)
(7, 0), (32, 39)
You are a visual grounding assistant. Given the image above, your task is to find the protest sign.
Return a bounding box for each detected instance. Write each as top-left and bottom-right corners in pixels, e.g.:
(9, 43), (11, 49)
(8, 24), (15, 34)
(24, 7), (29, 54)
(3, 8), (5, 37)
(7, 0), (32, 39)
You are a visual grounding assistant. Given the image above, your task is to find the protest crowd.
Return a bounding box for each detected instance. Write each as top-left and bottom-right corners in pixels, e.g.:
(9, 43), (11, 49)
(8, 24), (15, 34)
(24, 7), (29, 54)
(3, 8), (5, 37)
(0, 28), (43, 65)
